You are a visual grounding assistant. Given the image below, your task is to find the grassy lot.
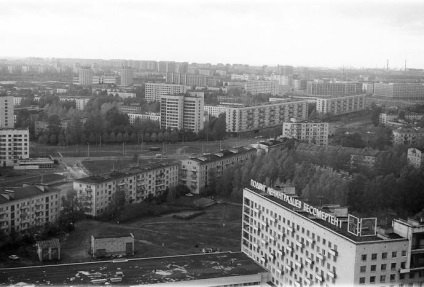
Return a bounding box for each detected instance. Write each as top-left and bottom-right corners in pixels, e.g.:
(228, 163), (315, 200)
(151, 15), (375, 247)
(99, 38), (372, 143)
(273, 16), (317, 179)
(59, 203), (242, 263)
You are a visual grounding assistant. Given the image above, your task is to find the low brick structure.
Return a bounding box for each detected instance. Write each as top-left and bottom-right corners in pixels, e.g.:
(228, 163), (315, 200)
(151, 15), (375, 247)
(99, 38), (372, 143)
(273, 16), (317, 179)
(91, 233), (134, 258)
(36, 238), (60, 262)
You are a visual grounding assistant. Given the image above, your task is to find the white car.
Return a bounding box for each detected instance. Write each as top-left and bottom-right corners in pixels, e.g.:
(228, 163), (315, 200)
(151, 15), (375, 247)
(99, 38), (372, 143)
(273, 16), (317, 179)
(8, 255), (19, 260)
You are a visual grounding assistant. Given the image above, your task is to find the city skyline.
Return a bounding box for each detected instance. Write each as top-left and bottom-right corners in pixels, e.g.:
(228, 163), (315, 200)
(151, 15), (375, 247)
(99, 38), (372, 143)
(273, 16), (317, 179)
(1, 0), (424, 69)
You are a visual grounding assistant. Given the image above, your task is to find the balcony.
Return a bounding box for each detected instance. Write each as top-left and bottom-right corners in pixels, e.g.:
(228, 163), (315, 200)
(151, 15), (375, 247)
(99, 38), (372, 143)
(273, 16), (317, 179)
(85, 187), (92, 192)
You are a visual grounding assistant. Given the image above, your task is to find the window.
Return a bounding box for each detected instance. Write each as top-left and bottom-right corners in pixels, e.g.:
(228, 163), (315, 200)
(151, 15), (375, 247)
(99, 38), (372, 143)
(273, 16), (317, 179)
(381, 264), (386, 271)
(391, 263), (396, 270)
(362, 254), (367, 261)
(360, 266), (366, 273)
(359, 278), (365, 284)
(371, 265), (376, 272)
(371, 253), (377, 260)
(380, 275), (386, 283)
(402, 250), (407, 256)
(382, 252), (387, 259)
(370, 276), (375, 284)
(392, 251), (397, 258)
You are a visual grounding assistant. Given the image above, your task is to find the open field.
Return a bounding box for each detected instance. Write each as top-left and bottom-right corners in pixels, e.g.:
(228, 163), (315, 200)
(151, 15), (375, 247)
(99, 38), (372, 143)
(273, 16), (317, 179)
(0, 203), (242, 268)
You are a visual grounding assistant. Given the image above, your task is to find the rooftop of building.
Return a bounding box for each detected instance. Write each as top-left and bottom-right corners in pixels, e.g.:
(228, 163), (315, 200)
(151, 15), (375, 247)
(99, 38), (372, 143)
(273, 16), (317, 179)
(295, 143), (385, 157)
(393, 127), (424, 133)
(186, 146), (256, 164)
(247, 187), (393, 243)
(226, 99), (307, 109)
(75, 160), (180, 184)
(0, 252), (267, 286)
(92, 233), (133, 239)
(408, 147), (424, 152)
(314, 94), (366, 99)
(36, 238), (60, 249)
(0, 185), (58, 204)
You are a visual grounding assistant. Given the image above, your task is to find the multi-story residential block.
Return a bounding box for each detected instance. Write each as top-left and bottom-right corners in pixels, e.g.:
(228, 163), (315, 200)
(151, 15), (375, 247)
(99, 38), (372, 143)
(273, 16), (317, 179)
(242, 180), (424, 287)
(144, 83), (188, 102)
(180, 146), (256, 194)
(0, 95), (14, 129)
(101, 75), (118, 85)
(307, 81), (363, 95)
(230, 74), (257, 81)
(204, 105), (228, 117)
(350, 150), (386, 170)
(128, 113), (160, 125)
(250, 139), (286, 154)
(0, 129), (29, 167)
(78, 67), (93, 86)
(226, 100), (308, 134)
(374, 83), (424, 100)
(13, 96), (22, 107)
(293, 79), (307, 91)
(277, 65), (294, 75)
(73, 161), (179, 217)
(120, 67), (133, 86)
(0, 185), (60, 235)
(245, 80), (278, 96)
(58, 96), (90, 111)
(379, 113), (397, 125)
(392, 128), (424, 146)
(108, 92), (136, 99)
(282, 121), (329, 146)
(118, 105), (142, 114)
(316, 95), (366, 116)
(407, 147), (424, 168)
(160, 92), (204, 133)
(166, 73), (217, 87)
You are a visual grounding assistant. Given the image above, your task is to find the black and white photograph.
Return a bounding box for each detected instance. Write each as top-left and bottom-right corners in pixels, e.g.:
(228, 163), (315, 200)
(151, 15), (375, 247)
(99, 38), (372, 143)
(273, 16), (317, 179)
(1, 0), (424, 286)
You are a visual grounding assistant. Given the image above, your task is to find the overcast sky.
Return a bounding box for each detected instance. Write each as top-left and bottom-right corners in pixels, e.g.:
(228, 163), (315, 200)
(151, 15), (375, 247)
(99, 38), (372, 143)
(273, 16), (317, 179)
(0, 0), (423, 69)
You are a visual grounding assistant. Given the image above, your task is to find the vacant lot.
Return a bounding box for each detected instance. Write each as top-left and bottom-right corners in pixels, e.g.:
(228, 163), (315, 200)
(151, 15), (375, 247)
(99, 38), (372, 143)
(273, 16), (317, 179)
(59, 203), (242, 263)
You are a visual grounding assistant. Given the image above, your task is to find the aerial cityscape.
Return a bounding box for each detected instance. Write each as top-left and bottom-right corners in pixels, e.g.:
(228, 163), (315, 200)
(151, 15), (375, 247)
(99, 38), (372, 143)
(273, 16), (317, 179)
(1, 0), (424, 286)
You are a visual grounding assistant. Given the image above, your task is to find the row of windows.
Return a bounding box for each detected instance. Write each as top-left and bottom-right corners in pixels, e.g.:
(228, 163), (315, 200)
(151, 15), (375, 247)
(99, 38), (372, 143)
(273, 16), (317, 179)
(361, 251), (406, 261)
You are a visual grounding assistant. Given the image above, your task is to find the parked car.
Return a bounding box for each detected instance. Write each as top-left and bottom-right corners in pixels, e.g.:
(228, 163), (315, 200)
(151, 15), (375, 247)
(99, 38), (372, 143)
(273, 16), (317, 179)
(8, 255), (19, 260)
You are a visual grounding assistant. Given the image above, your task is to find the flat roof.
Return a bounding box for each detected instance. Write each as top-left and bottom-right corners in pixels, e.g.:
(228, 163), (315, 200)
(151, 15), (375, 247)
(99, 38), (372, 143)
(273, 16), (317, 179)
(186, 147), (255, 164)
(0, 185), (58, 204)
(75, 160), (180, 184)
(0, 252), (267, 286)
(246, 188), (397, 243)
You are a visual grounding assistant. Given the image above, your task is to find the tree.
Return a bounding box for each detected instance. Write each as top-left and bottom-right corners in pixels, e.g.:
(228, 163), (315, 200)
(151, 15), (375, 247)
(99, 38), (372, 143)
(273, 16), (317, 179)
(214, 114), (227, 140)
(49, 133), (58, 145)
(157, 132), (164, 142)
(151, 132), (157, 142)
(58, 134), (65, 146)
(371, 103), (382, 126)
(104, 189), (126, 219)
(116, 132), (123, 143)
(58, 191), (85, 231)
(164, 131), (170, 142)
(170, 130), (179, 143)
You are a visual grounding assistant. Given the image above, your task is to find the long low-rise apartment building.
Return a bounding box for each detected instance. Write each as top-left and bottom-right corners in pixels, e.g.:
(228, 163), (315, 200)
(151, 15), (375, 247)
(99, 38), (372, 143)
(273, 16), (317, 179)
(73, 161), (179, 217)
(0, 185), (60, 235)
(245, 80), (278, 96)
(226, 100), (308, 134)
(316, 94), (366, 116)
(282, 120), (329, 146)
(128, 113), (160, 124)
(392, 127), (424, 146)
(307, 81), (363, 95)
(374, 83), (424, 100)
(180, 147), (256, 194)
(242, 180), (424, 287)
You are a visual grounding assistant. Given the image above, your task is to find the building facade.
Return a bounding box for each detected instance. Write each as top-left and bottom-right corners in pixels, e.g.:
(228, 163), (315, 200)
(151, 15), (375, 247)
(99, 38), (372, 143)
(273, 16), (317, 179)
(204, 105), (228, 117)
(180, 147), (256, 194)
(128, 113), (160, 125)
(226, 100), (308, 134)
(316, 95), (366, 116)
(58, 96), (90, 111)
(0, 95), (14, 129)
(73, 162), (179, 217)
(91, 234), (134, 258)
(407, 148), (424, 168)
(392, 128), (424, 146)
(242, 181), (424, 287)
(166, 73), (217, 87)
(0, 129), (29, 167)
(78, 67), (94, 86)
(160, 92), (204, 133)
(306, 81), (363, 95)
(282, 121), (329, 146)
(144, 83), (188, 102)
(0, 185), (60, 235)
(245, 81), (278, 96)
(120, 67), (133, 86)
(374, 83), (424, 100)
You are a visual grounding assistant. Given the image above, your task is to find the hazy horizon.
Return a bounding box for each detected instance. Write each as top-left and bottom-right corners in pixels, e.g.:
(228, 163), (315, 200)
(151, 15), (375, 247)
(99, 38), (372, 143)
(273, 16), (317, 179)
(1, 0), (423, 70)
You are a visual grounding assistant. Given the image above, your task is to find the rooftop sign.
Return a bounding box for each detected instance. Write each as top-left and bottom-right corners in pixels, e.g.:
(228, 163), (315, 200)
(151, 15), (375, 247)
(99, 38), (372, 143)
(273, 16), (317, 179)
(250, 179), (340, 227)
